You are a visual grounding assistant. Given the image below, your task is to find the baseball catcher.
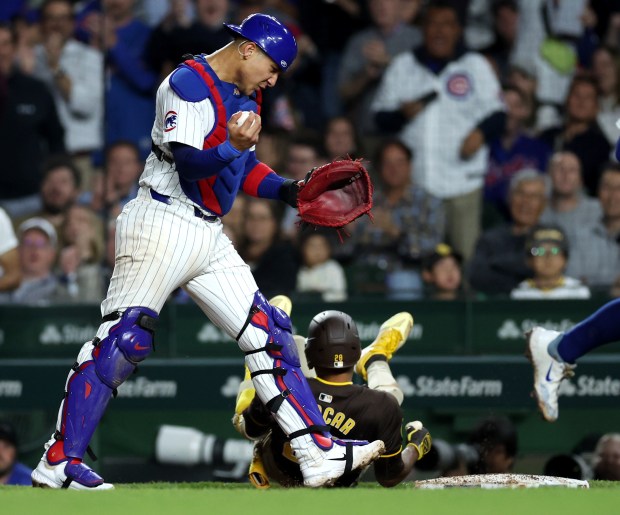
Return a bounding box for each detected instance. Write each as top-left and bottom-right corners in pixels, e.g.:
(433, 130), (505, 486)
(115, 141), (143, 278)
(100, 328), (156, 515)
(233, 297), (432, 488)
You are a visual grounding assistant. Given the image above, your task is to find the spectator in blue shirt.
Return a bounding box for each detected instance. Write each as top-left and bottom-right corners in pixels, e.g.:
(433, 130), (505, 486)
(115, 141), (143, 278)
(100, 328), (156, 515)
(0, 421), (32, 486)
(485, 86), (551, 221)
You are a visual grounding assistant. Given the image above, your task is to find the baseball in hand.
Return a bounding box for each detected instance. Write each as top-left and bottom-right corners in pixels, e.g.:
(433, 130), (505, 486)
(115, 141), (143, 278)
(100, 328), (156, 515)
(236, 111), (255, 127)
(410, 421), (423, 431)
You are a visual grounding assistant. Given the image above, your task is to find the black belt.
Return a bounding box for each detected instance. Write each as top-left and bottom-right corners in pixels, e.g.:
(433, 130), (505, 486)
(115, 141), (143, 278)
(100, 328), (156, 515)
(151, 140), (174, 164)
(149, 189), (219, 222)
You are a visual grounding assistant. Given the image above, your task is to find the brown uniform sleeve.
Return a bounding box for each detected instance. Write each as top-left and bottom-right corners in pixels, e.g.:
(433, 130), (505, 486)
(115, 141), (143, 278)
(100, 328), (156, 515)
(372, 393), (406, 479)
(378, 393), (404, 457)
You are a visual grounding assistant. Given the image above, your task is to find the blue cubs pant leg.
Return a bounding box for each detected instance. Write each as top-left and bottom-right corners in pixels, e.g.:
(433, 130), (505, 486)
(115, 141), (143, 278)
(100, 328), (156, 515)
(237, 292), (333, 450)
(558, 299), (620, 363)
(49, 308), (158, 463)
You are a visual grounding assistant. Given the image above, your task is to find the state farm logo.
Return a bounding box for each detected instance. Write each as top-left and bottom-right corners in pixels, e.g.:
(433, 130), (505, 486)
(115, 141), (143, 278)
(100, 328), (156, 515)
(116, 377), (177, 398)
(197, 323), (231, 343)
(196, 323), (301, 343)
(497, 319), (576, 340)
(398, 375), (502, 397)
(559, 375), (620, 397)
(0, 381), (22, 397)
(39, 324), (97, 345)
(221, 376), (241, 397)
(196, 320), (422, 344)
(356, 321), (422, 341)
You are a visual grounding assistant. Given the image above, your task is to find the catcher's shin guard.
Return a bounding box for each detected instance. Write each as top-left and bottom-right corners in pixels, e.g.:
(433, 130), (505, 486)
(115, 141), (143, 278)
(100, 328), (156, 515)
(237, 292), (331, 450)
(35, 308), (157, 488)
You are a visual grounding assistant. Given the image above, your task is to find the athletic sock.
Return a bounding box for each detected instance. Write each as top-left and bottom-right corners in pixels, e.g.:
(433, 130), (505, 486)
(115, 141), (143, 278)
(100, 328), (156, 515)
(555, 298), (620, 363)
(547, 335), (565, 362)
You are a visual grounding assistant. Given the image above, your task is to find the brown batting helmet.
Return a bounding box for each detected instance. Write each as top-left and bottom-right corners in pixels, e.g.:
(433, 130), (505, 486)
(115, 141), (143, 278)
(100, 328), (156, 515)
(305, 311), (361, 370)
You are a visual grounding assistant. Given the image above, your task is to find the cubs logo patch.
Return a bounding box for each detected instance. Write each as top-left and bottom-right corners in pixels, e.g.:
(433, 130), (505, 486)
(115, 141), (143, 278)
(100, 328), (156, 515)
(164, 110), (178, 132)
(446, 73), (472, 99)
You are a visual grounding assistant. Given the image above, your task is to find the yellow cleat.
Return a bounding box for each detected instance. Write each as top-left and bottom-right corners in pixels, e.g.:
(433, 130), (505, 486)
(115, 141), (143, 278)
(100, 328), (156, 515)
(269, 295), (292, 317)
(248, 443), (270, 489)
(355, 312), (413, 381)
(235, 388), (255, 416)
(234, 365), (255, 415)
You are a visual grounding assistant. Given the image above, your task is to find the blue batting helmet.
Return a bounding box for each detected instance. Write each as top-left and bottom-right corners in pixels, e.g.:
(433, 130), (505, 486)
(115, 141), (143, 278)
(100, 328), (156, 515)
(224, 13), (297, 71)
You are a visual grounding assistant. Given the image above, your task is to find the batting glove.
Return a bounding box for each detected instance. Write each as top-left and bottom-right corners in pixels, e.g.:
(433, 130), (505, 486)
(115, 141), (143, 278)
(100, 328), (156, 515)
(405, 420), (432, 460)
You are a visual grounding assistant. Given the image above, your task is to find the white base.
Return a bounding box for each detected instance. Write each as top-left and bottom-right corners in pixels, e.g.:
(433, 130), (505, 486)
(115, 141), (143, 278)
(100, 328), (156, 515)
(415, 473), (589, 489)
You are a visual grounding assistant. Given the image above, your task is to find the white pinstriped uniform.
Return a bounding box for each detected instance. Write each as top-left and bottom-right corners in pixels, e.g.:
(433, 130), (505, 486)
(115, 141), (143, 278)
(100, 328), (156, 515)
(140, 73), (216, 201)
(93, 72), (313, 438)
(98, 72), (257, 337)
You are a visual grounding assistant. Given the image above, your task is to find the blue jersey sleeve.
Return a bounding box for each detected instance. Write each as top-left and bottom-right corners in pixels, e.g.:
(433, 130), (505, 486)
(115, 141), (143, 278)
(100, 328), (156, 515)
(241, 152), (285, 199)
(170, 142), (243, 181)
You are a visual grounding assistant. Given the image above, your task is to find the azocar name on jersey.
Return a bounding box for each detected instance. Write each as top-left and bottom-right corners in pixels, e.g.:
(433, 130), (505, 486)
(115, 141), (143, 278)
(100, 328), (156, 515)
(317, 404), (355, 435)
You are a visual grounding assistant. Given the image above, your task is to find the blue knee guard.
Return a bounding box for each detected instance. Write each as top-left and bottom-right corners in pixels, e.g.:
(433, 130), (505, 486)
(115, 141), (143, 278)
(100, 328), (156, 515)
(94, 307), (158, 389)
(59, 307), (158, 459)
(240, 292), (330, 444)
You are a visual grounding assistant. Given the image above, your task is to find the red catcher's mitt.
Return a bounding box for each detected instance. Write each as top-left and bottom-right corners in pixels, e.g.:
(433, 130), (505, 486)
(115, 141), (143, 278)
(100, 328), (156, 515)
(296, 159), (373, 230)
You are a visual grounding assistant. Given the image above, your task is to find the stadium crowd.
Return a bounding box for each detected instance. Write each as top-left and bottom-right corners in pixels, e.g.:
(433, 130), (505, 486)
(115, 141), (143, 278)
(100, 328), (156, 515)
(1, 0), (620, 304)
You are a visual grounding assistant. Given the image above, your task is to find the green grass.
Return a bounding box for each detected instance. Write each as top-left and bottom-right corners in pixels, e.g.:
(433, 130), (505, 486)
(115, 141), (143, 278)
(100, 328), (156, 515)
(2, 481), (619, 515)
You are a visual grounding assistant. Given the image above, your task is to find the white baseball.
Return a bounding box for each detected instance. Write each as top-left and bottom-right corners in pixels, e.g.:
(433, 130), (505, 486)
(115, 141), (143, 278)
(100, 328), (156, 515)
(410, 420), (423, 430)
(236, 111), (255, 127)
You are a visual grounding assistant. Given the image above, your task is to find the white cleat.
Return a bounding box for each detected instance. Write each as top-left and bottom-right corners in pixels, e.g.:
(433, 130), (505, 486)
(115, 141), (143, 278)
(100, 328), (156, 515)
(525, 327), (576, 422)
(293, 437), (385, 488)
(31, 446), (114, 490)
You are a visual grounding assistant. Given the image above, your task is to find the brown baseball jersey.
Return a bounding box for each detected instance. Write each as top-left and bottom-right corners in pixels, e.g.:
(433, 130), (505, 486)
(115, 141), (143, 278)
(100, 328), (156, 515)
(244, 377), (404, 487)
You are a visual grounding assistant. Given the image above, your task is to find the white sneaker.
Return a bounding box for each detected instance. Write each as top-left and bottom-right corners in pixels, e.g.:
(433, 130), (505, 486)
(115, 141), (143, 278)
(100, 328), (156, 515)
(292, 436), (385, 487)
(31, 442), (114, 490)
(525, 327), (576, 422)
